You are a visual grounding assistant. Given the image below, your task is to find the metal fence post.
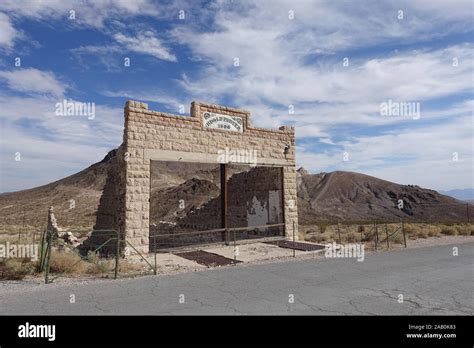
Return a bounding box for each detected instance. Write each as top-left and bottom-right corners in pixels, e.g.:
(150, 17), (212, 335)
(154, 235), (157, 275)
(374, 223), (376, 242)
(39, 228), (46, 272)
(337, 224), (341, 244)
(385, 224), (389, 249)
(114, 232), (120, 279)
(233, 229), (237, 264)
(44, 240), (52, 284)
(374, 223), (378, 250)
(402, 220), (406, 248)
(292, 221), (296, 258)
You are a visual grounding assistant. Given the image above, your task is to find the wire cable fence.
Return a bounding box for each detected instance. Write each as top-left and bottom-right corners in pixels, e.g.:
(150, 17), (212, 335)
(39, 229), (123, 283)
(38, 224), (288, 283)
(149, 223), (286, 252)
(303, 202), (473, 249)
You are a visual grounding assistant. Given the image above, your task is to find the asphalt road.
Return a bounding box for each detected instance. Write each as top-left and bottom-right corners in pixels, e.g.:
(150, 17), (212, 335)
(1, 243), (473, 315)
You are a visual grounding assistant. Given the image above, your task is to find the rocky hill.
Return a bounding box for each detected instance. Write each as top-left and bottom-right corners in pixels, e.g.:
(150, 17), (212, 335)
(297, 170), (469, 223)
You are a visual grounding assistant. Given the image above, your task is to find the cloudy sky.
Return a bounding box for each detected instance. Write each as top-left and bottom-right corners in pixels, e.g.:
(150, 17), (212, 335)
(0, 0), (472, 193)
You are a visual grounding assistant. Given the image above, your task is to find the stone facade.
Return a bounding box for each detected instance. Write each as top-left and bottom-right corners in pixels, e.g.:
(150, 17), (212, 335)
(94, 100), (298, 253)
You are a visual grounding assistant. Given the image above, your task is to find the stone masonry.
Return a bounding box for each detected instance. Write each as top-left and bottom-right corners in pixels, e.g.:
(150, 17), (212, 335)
(92, 100), (298, 254)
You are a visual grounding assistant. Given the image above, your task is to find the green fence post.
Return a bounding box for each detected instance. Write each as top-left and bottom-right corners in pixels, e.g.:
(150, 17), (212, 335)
(39, 228), (46, 272)
(44, 240), (52, 284)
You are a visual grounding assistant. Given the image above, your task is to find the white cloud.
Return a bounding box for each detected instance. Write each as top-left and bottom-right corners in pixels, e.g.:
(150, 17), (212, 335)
(113, 31), (177, 62)
(169, 0), (473, 109)
(0, 94), (124, 192)
(0, 0), (160, 29)
(297, 113), (473, 190)
(0, 123), (113, 192)
(0, 12), (17, 49)
(0, 0), (174, 54)
(0, 68), (67, 97)
(71, 31), (177, 67)
(102, 89), (188, 113)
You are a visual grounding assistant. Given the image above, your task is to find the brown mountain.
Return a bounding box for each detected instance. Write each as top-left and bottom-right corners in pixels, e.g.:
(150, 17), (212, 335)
(0, 151), (470, 233)
(297, 170), (469, 223)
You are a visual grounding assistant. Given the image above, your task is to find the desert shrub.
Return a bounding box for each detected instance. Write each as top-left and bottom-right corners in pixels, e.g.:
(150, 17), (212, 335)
(49, 252), (88, 274)
(426, 225), (441, 237)
(298, 231), (306, 241)
(328, 232), (340, 242)
(345, 232), (359, 243)
(403, 224), (416, 234)
(118, 261), (144, 273)
(416, 230), (428, 239)
(440, 226), (457, 236)
(85, 262), (111, 274)
(0, 258), (34, 280)
(308, 234), (327, 243)
(403, 224), (438, 239)
(85, 251), (112, 274)
(49, 251), (113, 274)
(456, 225), (471, 236)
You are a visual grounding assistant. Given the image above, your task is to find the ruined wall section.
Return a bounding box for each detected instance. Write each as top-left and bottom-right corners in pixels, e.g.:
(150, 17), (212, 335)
(227, 167), (283, 228)
(123, 100), (297, 253)
(173, 167), (282, 230)
(82, 130), (127, 254)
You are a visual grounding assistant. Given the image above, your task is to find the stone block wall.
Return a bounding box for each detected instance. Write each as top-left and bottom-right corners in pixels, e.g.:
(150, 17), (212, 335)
(95, 100), (297, 253)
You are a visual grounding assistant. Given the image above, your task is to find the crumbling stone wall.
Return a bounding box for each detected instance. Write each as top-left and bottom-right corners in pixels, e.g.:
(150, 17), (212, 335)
(177, 166), (283, 229)
(93, 100), (297, 253)
(94, 147), (126, 233)
(83, 136), (127, 254)
(227, 166), (283, 228)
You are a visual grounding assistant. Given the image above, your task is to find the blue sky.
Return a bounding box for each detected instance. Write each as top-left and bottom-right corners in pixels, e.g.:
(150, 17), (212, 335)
(0, 0), (473, 193)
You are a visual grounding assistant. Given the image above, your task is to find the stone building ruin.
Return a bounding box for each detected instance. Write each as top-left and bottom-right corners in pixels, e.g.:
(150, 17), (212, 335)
(87, 100), (298, 254)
